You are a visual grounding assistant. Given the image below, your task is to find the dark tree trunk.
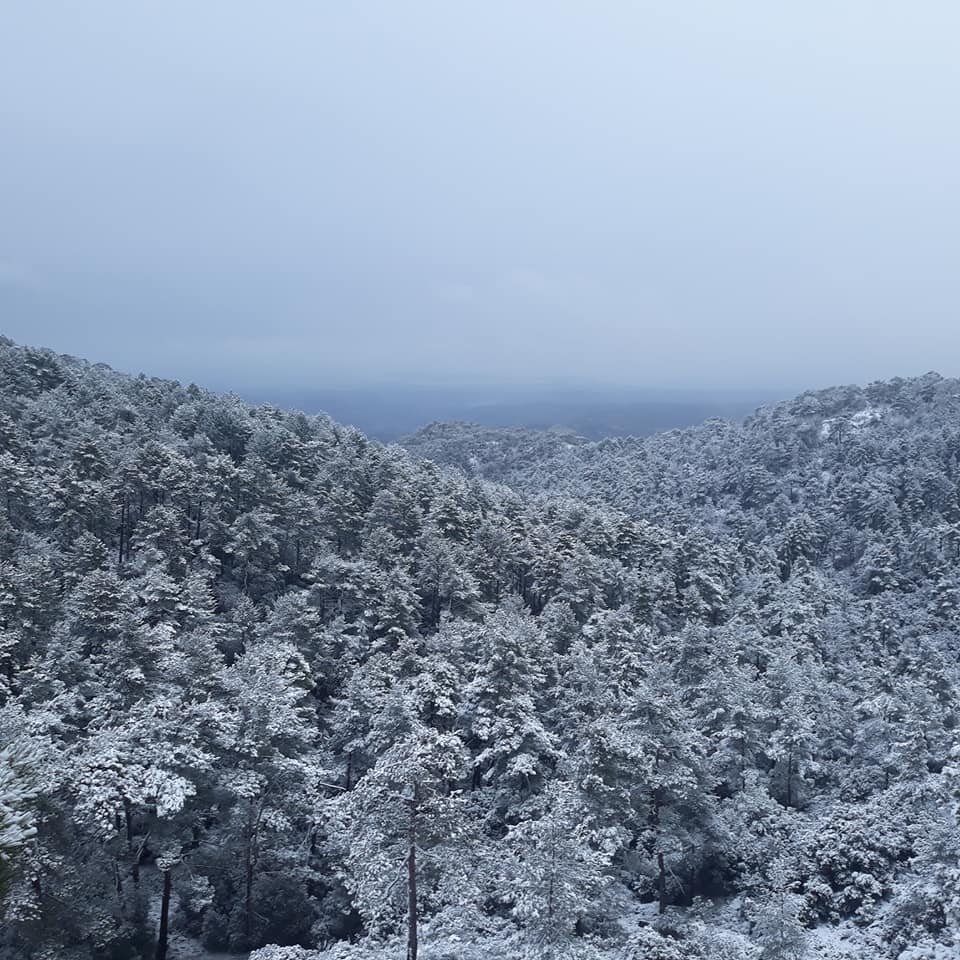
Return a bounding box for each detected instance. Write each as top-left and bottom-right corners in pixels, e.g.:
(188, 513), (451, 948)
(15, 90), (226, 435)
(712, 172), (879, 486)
(657, 851), (667, 915)
(406, 792), (419, 960)
(118, 496), (126, 566)
(155, 869), (172, 960)
(244, 834), (254, 942)
(124, 800), (143, 887)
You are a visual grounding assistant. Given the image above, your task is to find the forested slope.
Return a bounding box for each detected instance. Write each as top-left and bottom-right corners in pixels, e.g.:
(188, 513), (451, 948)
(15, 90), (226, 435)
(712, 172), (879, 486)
(1, 339), (959, 960)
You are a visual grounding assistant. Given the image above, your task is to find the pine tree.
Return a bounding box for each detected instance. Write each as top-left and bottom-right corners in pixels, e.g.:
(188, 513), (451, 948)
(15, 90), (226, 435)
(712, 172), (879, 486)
(324, 725), (471, 960)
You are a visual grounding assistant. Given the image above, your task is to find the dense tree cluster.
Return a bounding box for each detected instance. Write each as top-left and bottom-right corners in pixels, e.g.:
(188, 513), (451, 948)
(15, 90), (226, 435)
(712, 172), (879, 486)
(1, 338), (959, 959)
(402, 421), (590, 481)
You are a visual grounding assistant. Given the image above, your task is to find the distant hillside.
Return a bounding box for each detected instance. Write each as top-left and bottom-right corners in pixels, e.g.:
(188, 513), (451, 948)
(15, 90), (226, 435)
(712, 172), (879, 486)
(401, 419), (591, 478)
(240, 383), (784, 441)
(404, 372), (960, 525)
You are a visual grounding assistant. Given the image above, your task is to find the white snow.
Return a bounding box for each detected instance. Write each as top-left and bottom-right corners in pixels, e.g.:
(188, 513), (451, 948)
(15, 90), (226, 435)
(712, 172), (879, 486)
(819, 405), (886, 441)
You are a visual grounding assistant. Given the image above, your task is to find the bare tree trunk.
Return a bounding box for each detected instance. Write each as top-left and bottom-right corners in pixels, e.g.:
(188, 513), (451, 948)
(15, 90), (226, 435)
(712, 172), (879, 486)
(406, 791), (419, 960)
(657, 851), (667, 915)
(118, 496), (126, 567)
(155, 869), (172, 960)
(244, 826), (254, 943)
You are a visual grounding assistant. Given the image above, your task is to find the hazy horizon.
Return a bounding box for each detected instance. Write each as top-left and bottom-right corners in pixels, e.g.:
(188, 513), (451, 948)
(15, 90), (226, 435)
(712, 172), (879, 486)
(0, 325), (948, 400)
(5, 329), (799, 440)
(4, 327), (949, 442)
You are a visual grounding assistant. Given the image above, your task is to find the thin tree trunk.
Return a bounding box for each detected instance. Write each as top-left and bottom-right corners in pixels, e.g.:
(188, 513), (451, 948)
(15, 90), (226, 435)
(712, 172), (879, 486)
(406, 792), (419, 960)
(244, 827), (254, 942)
(658, 851), (667, 915)
(155, 869), (172, 960)
(118, 496), (126, 566)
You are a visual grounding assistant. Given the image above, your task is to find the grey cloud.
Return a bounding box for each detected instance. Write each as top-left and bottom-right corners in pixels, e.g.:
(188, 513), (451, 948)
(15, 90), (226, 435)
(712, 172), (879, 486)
(1, 2), (959, 392)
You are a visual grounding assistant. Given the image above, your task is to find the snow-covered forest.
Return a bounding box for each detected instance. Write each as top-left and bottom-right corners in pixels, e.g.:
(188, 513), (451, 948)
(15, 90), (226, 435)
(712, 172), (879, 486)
(2, 337), (960, 959)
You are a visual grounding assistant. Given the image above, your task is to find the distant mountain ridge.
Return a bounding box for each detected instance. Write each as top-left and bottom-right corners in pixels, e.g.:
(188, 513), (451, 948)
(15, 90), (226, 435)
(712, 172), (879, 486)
(402, 371), (957, 502)
(237, 382), (786, 441)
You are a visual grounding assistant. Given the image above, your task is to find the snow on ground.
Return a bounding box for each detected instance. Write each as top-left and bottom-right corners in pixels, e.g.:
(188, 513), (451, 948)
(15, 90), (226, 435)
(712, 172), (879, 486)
(806, 919), (884, 958)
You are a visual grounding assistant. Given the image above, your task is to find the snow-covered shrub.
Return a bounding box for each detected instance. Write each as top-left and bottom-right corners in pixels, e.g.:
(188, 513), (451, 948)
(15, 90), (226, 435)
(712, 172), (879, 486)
(897, 942), (960, 960)
(200, 904), (230, 952)
(686, 921), (761, 960)
(804, 799), (911, 923)
(0, 735), (40, 899)
(714, 773), (795, 893)
(751, 887), (807, 960)
(250, 947), (320, 960)
(882, 773), (960, 955)
(234, 872), (316, 950)
(622, 926), (698, 960)
(884, 865), (958, 957)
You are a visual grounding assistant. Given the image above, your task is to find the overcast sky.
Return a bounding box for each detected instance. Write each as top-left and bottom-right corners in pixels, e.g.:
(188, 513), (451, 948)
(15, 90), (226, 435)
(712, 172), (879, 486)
(1, 2), (959, 391)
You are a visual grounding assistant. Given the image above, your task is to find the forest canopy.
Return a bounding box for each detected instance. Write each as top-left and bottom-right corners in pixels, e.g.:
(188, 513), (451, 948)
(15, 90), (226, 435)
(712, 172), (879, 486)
(1, 338), (959, 959)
